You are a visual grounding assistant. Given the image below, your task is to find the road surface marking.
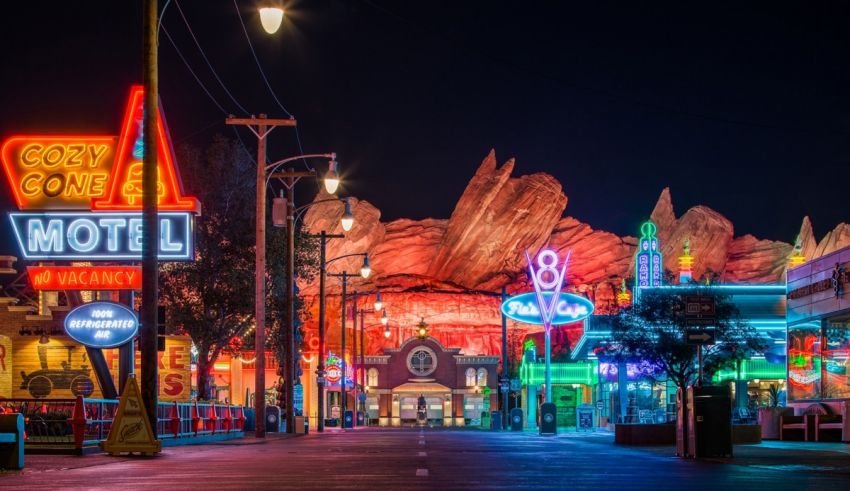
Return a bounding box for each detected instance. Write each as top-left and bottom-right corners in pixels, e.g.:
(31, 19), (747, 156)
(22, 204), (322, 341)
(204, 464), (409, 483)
(418, 451), (427, 457)
(416, 468), (429, 477)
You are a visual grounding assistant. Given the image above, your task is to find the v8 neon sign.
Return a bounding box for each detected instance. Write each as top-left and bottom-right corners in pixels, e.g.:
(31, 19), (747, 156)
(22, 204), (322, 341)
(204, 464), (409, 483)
(527, 249), (570, 330)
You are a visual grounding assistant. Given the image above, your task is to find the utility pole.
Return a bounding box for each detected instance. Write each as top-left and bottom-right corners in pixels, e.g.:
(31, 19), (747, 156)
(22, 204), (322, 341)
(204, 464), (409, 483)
(226, 115), (296, 437)
(501, 287), (509, 430)
(352, 292), (358, 426)
(340, 272), (348, 419)
(312, 231), (343, 432)
(141, 0), (159, 435)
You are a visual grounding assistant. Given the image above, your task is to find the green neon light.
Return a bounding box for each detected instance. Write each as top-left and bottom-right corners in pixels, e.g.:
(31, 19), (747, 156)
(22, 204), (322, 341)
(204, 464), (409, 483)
(520, 360), (598, 386)
(712, 358), (787, 383)
(635, 220), (662, 291)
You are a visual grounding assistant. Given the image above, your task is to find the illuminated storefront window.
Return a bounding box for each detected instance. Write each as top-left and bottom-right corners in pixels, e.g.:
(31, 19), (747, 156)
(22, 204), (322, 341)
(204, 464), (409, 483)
(824, 317), (850, 399)
(788, 321), (822, 400)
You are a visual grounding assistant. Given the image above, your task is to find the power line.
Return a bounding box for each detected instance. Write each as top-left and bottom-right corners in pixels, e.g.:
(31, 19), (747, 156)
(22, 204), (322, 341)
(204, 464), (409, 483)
(173, 0), (250, 115)
(161, 25), (229, 115)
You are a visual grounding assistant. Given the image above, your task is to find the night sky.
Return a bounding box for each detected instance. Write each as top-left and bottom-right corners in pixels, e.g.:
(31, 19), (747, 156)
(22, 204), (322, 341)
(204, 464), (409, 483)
(2, 1), (849, 258)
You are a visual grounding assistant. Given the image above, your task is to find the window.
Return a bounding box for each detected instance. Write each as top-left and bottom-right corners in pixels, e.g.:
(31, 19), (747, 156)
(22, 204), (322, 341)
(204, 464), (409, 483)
(367, 368), (379, 388)
(407, 347), (437, 377)
(465, 368), (476, 387)
(824, 317), (850, 399)
(788, 321), (822, 401)
(477, 368), (487, 386)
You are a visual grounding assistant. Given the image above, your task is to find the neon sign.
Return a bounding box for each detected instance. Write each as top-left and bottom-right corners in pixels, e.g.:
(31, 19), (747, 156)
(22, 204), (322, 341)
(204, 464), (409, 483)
(1, 85), (200, 265)
(9, 212), (193, 260)
(325, 351), (353, 387)
(1, 136), (116, 210)
(501, 292), (593, 325)
(500, 249), (594, 328)
(27, 266), (142, 291)
(64, 301), (139, 349)
(635, 221), (662, 290)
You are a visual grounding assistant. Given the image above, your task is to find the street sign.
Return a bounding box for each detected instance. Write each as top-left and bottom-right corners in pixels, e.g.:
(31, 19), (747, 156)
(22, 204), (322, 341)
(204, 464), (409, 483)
(685, 296), (715, 317)
(686, 328), (716, 345)
(510, 379), (521, 392)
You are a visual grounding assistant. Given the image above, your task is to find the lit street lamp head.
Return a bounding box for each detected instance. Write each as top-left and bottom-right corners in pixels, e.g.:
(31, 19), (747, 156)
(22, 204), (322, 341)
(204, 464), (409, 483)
(324, 159), (340, 194)
(258, 7), (284, 34)
(380, 309), (389, 325)
(360, 254), (371, 279)
(341, 198), (355, 231)
(374, 291), (383, 311)
(384, 325), (391, 338)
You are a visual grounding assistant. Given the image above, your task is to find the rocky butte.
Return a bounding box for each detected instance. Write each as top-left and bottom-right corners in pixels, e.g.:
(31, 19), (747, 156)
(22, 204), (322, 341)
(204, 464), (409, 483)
(299, 150), (850, 359)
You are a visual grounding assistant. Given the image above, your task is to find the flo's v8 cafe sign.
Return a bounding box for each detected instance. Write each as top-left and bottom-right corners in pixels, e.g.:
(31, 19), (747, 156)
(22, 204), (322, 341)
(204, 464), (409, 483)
(1, 85), (199, 263)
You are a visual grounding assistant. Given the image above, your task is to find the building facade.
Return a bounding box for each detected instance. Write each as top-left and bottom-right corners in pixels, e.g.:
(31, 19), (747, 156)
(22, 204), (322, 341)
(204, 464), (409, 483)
(362, 336), (498, 426)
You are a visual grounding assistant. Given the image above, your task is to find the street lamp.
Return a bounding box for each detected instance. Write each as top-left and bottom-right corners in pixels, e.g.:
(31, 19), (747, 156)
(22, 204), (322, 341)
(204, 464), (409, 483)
(324, 159), (340, 194)
(352, 294), (389, 426)
(374, 292), (383, 311)
(326, 253), (371, 428)
(383, 325), (391, 338)
(360, 254), (371, 279)
(258, 6), (285, 34)
(341, 199), (355, 232)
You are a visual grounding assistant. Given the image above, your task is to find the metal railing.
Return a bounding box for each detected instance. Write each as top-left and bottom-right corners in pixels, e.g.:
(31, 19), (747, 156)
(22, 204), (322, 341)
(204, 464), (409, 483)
(0, 397), (246, 450)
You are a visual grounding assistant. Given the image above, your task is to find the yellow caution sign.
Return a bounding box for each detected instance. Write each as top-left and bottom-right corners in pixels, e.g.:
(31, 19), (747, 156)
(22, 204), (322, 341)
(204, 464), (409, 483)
(102, 374), (162, 455)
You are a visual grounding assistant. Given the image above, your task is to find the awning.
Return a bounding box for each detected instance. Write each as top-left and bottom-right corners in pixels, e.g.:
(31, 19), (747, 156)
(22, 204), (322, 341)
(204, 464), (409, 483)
(392, 382), (451, 394)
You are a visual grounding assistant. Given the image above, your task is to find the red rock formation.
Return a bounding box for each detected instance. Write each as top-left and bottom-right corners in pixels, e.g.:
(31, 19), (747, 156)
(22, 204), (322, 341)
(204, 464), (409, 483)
(814, 222), (850, 258)
(722, 235), (792, 284)
(426, 150), (567, 290)
(297, 154), (849, 359)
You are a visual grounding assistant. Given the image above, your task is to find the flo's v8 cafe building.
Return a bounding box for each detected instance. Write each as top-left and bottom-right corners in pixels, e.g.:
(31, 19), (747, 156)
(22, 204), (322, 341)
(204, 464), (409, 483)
(787, 245), (850, 410)
(0, 85), (199, 401)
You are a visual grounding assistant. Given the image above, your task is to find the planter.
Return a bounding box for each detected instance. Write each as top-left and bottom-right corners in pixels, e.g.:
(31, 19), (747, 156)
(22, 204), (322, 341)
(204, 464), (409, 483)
(758, 407), (793, 440)
(614, 423), (676, 445)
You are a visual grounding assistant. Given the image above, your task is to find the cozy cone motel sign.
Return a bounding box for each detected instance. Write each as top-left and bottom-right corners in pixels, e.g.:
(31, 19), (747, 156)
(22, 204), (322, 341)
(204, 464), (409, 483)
(1, 86), (199, 290)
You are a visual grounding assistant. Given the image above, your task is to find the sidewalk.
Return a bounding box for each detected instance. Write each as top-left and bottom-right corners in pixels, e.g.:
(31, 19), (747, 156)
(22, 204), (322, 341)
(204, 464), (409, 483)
(1, 433), (301, 476)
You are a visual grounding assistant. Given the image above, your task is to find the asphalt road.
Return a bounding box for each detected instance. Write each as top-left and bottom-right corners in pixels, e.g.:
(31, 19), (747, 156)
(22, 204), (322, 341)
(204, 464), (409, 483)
(2, 428), (849, 490)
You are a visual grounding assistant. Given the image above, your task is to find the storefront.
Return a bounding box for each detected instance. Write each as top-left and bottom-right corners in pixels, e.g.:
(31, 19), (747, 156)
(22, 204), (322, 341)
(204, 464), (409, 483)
(786, 245), (850, 411)
(362, 336), (498, 426)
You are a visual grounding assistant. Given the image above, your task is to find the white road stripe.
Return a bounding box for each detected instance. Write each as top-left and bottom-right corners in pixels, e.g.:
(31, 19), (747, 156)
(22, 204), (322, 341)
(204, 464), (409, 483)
(416, 469), (429, 477)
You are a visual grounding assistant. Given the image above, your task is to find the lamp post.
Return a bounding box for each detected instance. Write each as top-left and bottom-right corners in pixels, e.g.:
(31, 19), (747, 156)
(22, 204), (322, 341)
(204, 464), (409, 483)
(354, 295), (388, 421)
(327, 254), (371, 426)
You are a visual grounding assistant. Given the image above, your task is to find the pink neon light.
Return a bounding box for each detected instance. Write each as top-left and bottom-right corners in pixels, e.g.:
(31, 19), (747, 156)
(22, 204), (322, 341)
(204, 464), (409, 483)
(526, 248), (571, 332)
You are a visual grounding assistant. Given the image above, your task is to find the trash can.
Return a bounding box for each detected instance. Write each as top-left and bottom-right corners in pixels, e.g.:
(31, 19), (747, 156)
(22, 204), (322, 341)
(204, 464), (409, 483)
(539, 402), (557, 435)
(356, 411), (366, 426)
(343, 410), (354, 429)
(294, 415), (306, 434)
(490, 411), (502, 430)
(265, 406), (281, 433)
(244, 408), (256, 432)
(510, 408), (523, 431)
(687, 385), (732, 458)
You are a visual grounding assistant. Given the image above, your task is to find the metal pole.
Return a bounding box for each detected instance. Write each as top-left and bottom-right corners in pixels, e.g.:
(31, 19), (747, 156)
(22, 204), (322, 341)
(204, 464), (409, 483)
(544, 326), (552, 403)
(254, 115), (268, 438)
(501, 287), (508, 429)
(360, 308), (365, 417)
(285, 171), (296, 434)
(352, 293), (358, 426)
(697, 345), (703, 387)
(317, 232), (327, 432)
(341, 272), (347, 418)
(141, 0), (160, 436)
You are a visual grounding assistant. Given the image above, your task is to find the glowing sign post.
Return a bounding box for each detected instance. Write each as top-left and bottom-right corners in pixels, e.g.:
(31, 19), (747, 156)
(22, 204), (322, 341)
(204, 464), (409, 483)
(64, 301), (139, 349)
(500, 249), (593, 405)
(635, 221), (663, 298)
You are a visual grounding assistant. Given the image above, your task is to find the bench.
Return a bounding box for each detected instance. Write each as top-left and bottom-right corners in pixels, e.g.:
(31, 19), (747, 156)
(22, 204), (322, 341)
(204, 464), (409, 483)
(0, 414), (24, 470)
(780, 403), (830, 441)
(815, 402), (850, 442)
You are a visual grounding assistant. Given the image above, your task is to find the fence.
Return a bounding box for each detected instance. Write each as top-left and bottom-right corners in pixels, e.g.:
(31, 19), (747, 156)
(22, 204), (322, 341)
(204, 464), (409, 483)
(0, 397), (246, 451)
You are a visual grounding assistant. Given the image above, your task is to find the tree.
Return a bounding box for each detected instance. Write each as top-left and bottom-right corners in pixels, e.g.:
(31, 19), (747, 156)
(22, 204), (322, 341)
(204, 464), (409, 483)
(604, 287), (766, 390)
(160, 135), (256, 400)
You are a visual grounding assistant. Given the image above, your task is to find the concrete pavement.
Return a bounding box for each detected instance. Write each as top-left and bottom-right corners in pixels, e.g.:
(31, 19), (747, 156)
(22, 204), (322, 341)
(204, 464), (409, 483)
(1, 428), (848, 490)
